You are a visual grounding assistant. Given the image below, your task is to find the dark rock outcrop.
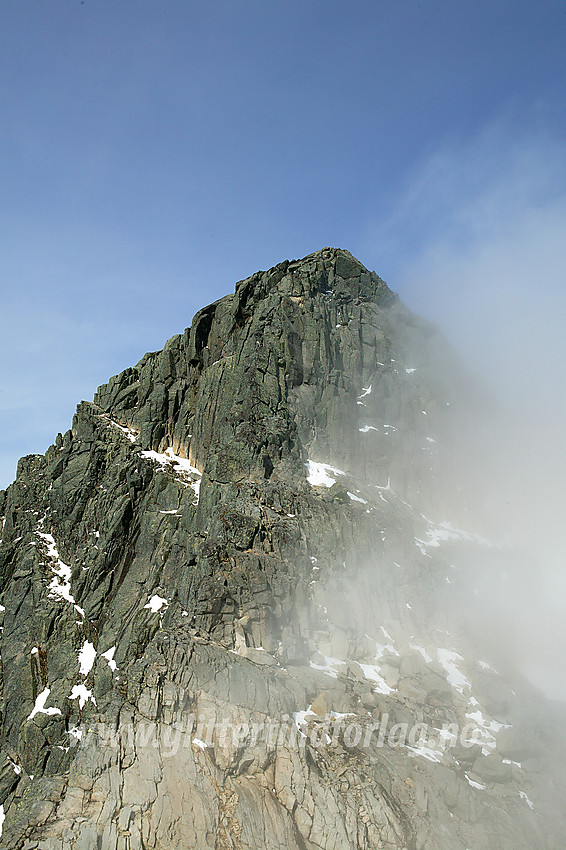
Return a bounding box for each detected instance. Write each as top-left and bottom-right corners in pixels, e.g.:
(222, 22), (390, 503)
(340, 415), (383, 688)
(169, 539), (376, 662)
(0, 248), (564, 848)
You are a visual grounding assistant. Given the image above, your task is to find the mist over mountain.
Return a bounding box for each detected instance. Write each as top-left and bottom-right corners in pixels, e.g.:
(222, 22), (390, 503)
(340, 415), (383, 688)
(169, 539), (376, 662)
(0, 248), (564, 849)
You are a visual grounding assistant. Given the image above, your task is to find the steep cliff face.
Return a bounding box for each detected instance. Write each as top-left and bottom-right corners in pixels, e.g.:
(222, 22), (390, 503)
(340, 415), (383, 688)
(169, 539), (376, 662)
(0, 248), (564, 849)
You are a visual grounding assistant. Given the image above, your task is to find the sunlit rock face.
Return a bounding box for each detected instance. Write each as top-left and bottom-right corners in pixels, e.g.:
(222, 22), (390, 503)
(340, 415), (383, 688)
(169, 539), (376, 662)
(0, 248), (564, 849)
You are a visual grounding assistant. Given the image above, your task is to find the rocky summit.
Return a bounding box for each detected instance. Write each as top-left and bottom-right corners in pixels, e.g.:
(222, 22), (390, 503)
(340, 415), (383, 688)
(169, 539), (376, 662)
(0, 248), (565, 849)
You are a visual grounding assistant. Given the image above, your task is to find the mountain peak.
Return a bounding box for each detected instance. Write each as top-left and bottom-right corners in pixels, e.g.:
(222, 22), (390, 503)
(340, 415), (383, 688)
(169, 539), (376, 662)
(234, 246), (392, 304)
(287, 245), (369, 272)
(0, 250), (565, 849)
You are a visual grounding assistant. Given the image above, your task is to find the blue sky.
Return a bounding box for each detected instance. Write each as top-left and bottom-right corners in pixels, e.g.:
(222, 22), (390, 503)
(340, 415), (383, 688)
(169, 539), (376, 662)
(1, 0), (566, 489)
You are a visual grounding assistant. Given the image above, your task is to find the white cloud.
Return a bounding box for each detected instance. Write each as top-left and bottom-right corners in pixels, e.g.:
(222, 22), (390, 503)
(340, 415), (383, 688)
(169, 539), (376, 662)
(366, 121), (566, 698)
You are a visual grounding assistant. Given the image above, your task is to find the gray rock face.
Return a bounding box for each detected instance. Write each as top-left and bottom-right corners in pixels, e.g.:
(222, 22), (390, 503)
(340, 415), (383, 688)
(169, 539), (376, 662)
(0, 247), (565, 848)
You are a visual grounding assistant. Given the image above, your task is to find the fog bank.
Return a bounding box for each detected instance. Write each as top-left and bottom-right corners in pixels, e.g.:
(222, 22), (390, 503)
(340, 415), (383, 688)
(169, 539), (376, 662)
(382, 125), (566, 700)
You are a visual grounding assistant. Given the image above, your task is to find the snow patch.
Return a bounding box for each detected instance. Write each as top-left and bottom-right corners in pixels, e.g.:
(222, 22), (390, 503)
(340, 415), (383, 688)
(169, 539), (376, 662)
(519, 790), (534, 810)
(140, 448), (202, 502)
(478, 659), (498, 673)
(305, 461), (345, 488)
(465, 707), (510, 753)
(407, 744), (442, 763)
(359, 663), (394, 695)
(101, 646), (118, 672)
(409, 642), (433, 663)
(77, 641), (96, 676)
(465, 774), (486, 790)
(67, 726), (83, 741)
(100, 414), (138, 442)
(437, 649), (471, 694)
(375, 477), (391, 492)
(28, 688), (62, 720)
(417, 520), (493, 550)
(374, 628), (399, 659)
(144, 594), (168, 614)
(293, 706), (316, 736)
(36, 532), (85, 617)
(347, 492), (368, 504)
(69, 684), (96, 710)
(309, 654), (346, 679)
